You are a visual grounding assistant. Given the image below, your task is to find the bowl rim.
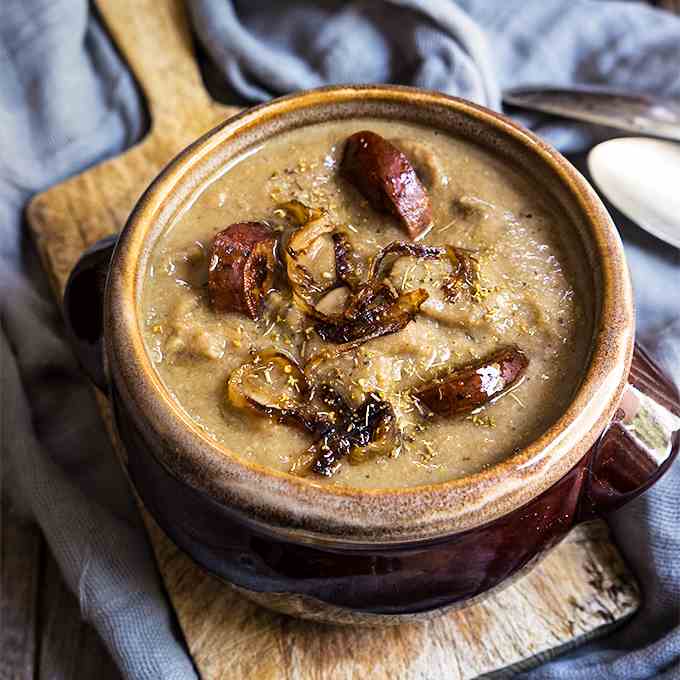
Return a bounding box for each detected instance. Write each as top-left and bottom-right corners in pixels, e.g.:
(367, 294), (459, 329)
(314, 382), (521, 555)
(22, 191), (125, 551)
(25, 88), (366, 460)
(105, 84), (634, 544)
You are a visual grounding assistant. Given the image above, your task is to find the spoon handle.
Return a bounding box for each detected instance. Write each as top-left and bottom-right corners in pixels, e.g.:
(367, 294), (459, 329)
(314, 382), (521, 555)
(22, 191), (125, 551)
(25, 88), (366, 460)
(504, 85), (680, 141)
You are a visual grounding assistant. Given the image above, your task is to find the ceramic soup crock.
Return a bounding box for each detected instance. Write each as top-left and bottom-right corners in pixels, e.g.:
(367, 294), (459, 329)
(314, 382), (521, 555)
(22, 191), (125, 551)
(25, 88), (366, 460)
(64, 86), (680, 625)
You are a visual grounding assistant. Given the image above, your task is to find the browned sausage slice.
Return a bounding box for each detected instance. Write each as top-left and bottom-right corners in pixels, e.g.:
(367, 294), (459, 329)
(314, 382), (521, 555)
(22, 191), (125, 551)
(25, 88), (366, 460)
(414, 346), (529, 416)
(341, 131), (433, 240)
(390, 138), (444, 189)
(208, 222), (276, 319)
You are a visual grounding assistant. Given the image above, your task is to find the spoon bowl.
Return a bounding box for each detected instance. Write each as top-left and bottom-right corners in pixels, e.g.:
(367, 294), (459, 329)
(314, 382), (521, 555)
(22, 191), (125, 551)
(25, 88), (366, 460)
(588, 137), (680, 249)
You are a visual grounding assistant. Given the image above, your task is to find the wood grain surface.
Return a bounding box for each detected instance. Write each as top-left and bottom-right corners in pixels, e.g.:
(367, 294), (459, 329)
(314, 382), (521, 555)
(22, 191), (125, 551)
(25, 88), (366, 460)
(24, 0), (643, 678)
(1, 488), (121, 680)
(1, 499), (41, 680)
(37, 555), (121, 680)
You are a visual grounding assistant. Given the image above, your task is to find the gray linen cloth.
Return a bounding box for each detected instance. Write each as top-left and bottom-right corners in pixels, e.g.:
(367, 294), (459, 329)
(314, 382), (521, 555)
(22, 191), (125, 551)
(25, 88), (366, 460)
(1, 1), (679, 677)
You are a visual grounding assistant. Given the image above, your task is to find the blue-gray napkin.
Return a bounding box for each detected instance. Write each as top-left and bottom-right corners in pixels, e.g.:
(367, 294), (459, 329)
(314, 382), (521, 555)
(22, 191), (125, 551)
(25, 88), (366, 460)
(2, 1), (679, 678)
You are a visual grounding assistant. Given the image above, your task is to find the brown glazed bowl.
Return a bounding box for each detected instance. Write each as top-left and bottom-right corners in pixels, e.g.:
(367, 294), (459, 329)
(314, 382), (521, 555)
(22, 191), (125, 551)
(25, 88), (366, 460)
(64, 86), (680, 625)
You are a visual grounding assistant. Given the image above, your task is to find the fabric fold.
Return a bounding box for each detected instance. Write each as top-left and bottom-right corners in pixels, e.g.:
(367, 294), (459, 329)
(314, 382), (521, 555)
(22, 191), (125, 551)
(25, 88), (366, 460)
(1, 1), (679, 678)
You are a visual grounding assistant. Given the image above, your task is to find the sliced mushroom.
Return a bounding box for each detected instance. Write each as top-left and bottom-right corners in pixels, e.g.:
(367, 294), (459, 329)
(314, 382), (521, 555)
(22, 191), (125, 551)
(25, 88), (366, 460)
(227, 350), (329, 434)
(332, 232), (366, 291)
(289, 392), (399, 477)
(279, 199), (324, 227)
(341, 131), (433, 240)
(208, 222), (276, 319)
(440, 247), (478, 302)
(228, 350), (400, 478)
(344, 240), (444, 317)
(414, 346), (529, 416)
(387, 244), (480, 329)
(281, 201), (338, 312)
(280, 205), (437, 347)
(315, 286), (351, 316)
(315, 288), (429, 344)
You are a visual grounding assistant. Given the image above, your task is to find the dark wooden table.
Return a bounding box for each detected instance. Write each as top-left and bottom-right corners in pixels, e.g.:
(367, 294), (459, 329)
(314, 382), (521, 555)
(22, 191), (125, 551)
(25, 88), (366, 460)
(2, 1), (677, 678)
(2, 487), (121, 679)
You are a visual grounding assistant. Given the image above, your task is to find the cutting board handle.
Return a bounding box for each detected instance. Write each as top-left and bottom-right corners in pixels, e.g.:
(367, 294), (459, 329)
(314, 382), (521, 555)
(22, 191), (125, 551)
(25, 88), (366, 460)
(95, 0), (217, 131)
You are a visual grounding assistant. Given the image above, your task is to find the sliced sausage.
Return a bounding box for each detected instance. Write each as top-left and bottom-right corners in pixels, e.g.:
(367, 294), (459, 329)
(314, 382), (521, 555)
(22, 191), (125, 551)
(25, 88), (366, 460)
(208, 222), (276, 319)
(414, 346), (528, 416)
(390, 138), (444, 189)
(341, 131), (432, 240)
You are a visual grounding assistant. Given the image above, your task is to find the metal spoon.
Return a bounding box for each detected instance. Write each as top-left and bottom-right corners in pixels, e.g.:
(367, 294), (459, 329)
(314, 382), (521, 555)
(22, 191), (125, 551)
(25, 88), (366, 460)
(504, 85), (680, 141)
(504, 86), (680, 249)
(587, 137), (680, 249)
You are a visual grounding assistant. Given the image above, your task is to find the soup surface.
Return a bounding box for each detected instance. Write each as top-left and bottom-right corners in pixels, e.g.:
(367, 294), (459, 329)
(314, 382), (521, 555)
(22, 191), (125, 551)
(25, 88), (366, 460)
(140, 119), (592, 488)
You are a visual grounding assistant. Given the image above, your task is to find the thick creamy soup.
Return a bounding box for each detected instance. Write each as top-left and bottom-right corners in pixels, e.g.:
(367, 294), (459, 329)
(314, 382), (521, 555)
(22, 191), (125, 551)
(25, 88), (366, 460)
(140, 119), (592, 489)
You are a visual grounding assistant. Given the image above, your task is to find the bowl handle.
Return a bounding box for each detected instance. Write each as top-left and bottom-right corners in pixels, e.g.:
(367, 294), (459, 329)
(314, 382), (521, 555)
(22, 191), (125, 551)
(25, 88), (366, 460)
(63, 235), (118, 393)
(579, 343), (680, 520)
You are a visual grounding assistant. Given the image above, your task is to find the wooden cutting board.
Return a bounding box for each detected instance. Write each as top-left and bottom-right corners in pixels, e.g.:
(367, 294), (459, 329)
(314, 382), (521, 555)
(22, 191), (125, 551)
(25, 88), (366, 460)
(27, 0), (641, 677)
